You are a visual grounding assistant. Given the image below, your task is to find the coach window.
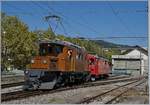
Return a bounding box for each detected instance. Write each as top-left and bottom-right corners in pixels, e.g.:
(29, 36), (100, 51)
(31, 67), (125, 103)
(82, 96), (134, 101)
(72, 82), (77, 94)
(81, 55), (83, 60)
(103, 61), (105, 65)
(78, 53), (81, 60)
(109, 62), (112, 66)
(79, 53), (83, 60)
(89, 58), (95, 65)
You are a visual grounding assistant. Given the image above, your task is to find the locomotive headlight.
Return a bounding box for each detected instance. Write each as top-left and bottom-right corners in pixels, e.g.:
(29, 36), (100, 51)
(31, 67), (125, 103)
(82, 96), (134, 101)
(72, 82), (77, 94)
(43, 60), (47, 64)
(25, 70), (29, 74)
(31, 59), (35, 63)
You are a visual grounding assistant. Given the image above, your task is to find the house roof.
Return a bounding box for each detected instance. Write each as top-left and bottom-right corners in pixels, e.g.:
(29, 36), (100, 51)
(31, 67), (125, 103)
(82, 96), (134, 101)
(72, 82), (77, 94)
(122, 45), (148, 55)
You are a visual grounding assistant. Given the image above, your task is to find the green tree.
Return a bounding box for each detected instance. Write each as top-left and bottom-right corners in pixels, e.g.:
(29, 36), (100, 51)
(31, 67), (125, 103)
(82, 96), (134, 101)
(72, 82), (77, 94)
(34, 28), (55, 40)
(1, 13), (38, 70)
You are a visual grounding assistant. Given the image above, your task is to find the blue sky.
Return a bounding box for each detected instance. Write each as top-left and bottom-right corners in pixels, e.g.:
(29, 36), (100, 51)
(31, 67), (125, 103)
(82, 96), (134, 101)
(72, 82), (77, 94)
(1, 1), (148, 47)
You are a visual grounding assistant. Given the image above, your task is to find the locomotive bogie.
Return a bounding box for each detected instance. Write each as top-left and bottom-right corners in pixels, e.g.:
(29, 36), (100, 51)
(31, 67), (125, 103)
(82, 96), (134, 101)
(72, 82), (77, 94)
(24, 69), (90, 90)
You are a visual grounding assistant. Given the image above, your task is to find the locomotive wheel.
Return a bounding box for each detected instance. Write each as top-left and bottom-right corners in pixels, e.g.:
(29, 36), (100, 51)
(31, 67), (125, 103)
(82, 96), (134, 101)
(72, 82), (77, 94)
(33, 84), (39, 90)
(103, 74), (109, 79)
(23, 86), (29, 91)
(33, 79), (41, 90)
(86, 74), (91, 82)
(54, 76), (64, 89)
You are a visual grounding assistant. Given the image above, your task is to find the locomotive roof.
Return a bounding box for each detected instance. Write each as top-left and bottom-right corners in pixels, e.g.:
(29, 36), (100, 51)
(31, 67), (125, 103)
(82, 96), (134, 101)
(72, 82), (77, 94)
(88, 54), (110, 62)
(39, 40), (84, 50)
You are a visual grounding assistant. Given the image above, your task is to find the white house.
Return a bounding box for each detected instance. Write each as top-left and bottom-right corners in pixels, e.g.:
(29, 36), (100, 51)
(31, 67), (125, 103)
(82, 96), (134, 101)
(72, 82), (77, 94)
(112, 46), (148, 75)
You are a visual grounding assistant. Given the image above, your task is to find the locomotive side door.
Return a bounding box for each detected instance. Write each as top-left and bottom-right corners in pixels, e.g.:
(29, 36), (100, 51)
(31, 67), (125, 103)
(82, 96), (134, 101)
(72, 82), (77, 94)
(68, 49), (76, 72)
(64, 48), (74, 72)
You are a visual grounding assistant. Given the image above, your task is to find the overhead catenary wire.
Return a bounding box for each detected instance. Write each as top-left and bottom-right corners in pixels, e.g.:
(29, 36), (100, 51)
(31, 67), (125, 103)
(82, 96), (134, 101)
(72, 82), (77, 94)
(3, 12), (147, 41)
(4, 3), (34, 16)
(31, 2), (69, 36)
(107, 1), (134, 35)
(36, 2), (76, 37)
(2, 2), (148, 49)
(31, 1), (52, 15)
(5, 3), (47, 16)
(40, 2), (148, 40)
(32, 1), (63, 35)
(3, 2), (148, 41)
(43, 2), (104, 37)
(6, 2), (147, 34)
(46, 5), (82, 36)
(86, 36), (148, 40)
(59, 21), (68, 36)
(4, 3), (47, 26)
(53, 21), (59, 33)
(3, 2), (80, 37)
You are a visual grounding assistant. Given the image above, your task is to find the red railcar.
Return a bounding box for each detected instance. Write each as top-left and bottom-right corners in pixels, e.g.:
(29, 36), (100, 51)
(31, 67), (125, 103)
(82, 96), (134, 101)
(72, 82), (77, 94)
(86, 54), (112, 81)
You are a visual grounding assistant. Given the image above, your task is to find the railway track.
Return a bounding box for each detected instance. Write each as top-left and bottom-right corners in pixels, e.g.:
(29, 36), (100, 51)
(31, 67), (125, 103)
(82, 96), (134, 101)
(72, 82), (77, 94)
(1, 82), (24, 89)
(1, 75), (128, 89)
(76, 77), (146, 104)
(1, 76), (145, 102)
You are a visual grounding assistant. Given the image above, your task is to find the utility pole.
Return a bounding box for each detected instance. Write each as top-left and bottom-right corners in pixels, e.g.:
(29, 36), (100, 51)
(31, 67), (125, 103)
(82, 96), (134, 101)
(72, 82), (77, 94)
(140, 51), (142, 75)
(148, 1), (150, 78)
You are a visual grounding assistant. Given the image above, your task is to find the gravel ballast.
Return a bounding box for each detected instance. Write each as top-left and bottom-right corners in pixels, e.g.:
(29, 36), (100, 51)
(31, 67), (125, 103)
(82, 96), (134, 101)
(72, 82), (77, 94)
(2, 81), (135, 104)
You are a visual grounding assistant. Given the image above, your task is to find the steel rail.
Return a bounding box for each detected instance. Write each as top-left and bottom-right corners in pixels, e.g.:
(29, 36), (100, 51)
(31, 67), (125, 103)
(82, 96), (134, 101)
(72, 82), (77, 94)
(76, 77), (146, 104)
(1, 76), (145, 102)
(105, 79), (146, 104)
(1, 75), (128, 89)
(1, 82), (24, 89)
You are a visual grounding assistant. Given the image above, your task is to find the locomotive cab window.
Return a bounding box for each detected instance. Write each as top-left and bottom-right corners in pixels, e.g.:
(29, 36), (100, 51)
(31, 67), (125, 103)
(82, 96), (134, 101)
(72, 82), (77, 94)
(39, 43), (64, 56)
(54, 45), (63, 55)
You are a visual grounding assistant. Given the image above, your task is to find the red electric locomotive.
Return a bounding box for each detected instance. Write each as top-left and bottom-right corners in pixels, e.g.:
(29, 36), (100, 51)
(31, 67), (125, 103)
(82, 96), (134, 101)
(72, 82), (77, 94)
(24, 40), (112, 90)
(86, 54), (112, 81)
(24, 40), (90, 90)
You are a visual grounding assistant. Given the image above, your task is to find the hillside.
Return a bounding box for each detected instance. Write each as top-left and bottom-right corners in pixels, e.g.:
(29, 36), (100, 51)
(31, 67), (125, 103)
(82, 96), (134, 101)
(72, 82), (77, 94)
(93, 40), (131, 49)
